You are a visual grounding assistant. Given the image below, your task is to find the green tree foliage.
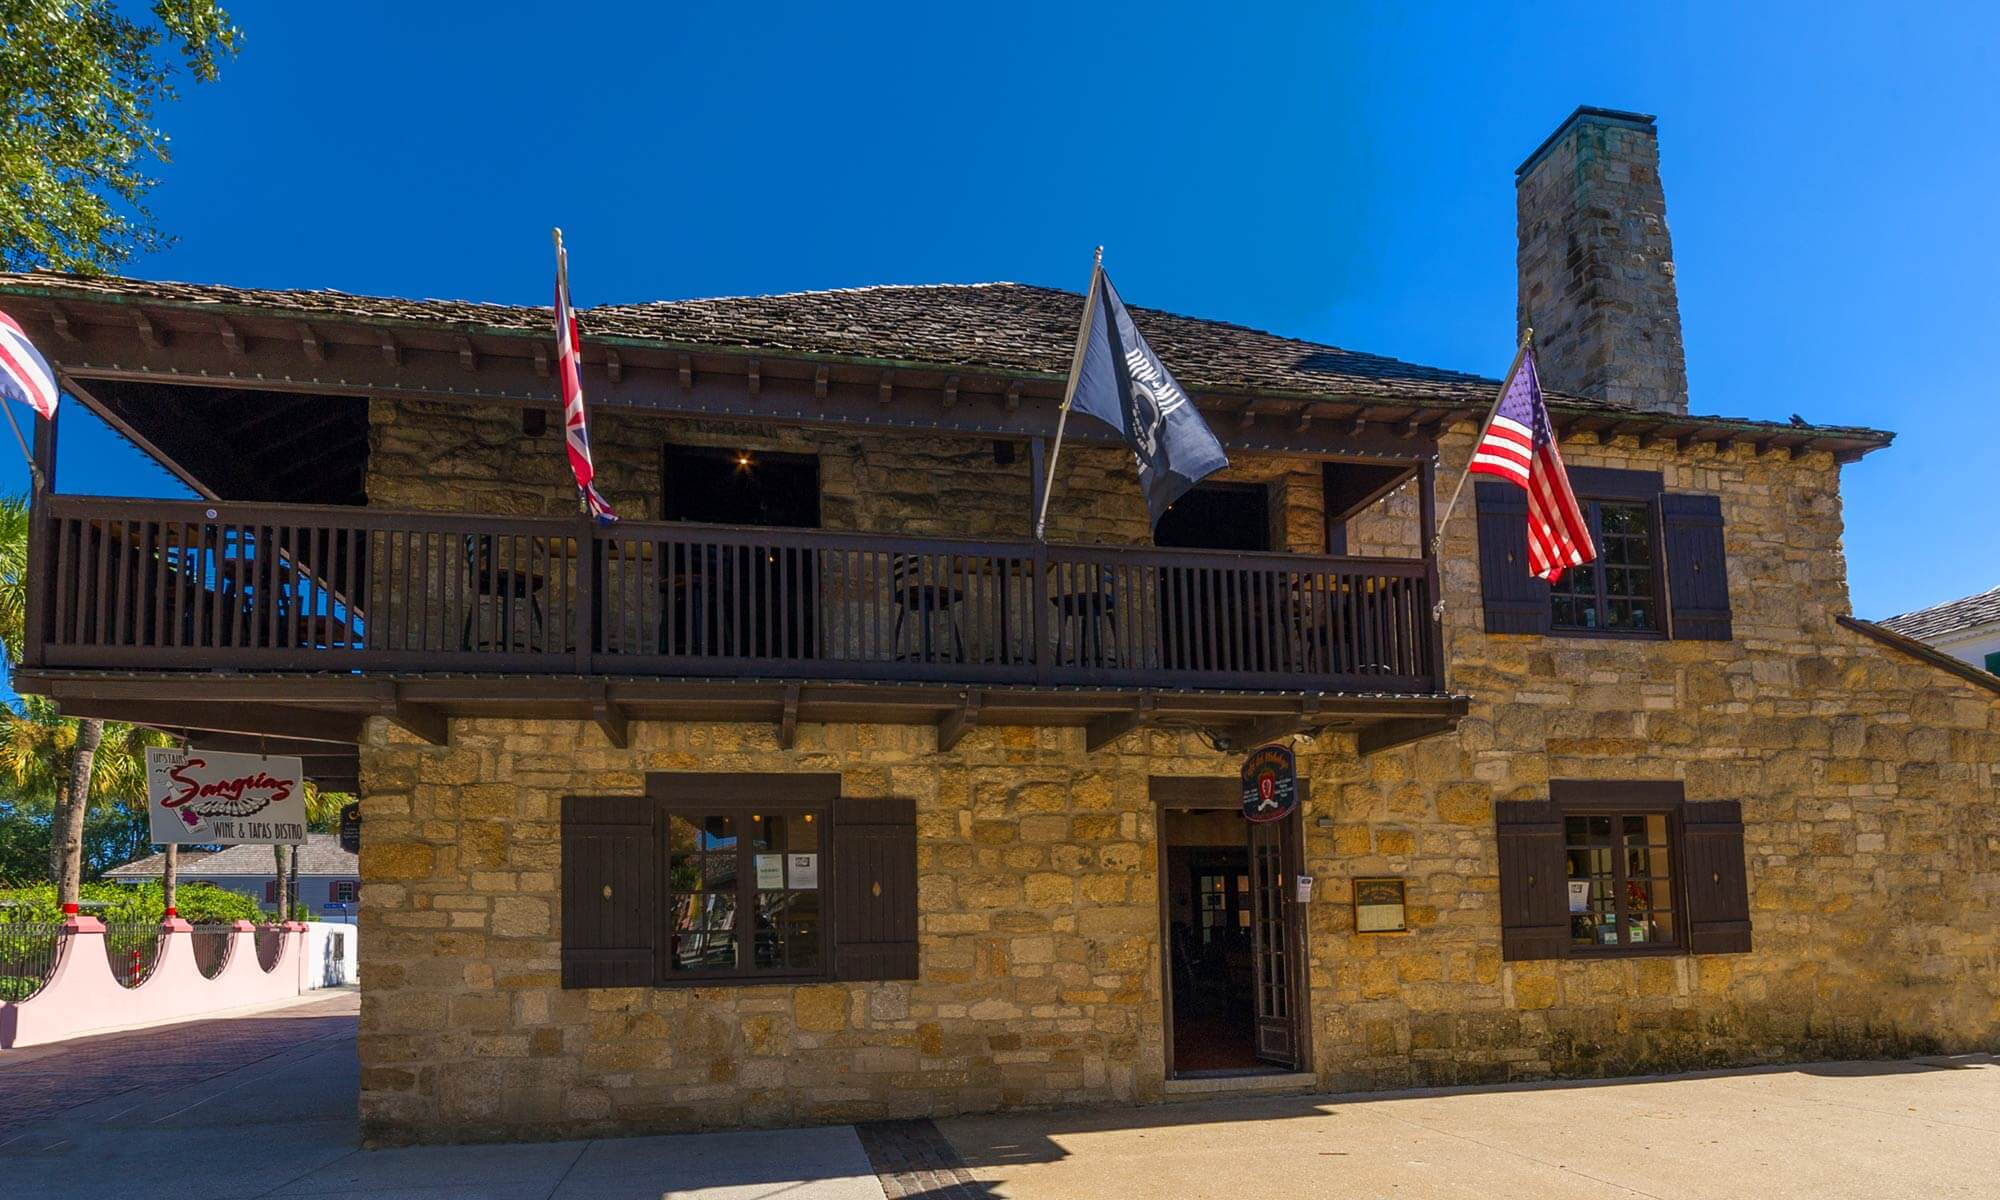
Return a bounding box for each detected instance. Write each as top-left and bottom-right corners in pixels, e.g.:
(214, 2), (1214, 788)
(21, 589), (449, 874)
(0, 1), (240, 272)
(0, 494), (171, 887)
(0, 879), (261, 923)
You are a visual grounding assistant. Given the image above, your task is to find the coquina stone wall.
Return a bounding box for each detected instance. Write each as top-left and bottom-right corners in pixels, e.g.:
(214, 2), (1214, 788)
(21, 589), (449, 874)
(365, 398), (1329, 552)
(357, 404), (2000, 1144)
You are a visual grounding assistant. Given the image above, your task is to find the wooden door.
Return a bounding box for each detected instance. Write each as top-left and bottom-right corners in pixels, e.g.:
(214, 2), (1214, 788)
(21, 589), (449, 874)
(1247, 816), (1298, 1067)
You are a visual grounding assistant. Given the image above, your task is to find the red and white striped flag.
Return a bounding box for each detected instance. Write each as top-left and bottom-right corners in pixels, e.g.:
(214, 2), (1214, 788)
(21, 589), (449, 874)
(1466, 347), (1594, 582)
(554, 230), (616, 522)
(0, 309), (59, 421)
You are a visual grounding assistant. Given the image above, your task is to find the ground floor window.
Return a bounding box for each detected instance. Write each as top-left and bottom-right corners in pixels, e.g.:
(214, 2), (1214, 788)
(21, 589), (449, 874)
(1565, 810), (1676, 950)
(562, 774), (920, 990)
(1497, 781), (1752, 962)
(667, 807), (824, 979)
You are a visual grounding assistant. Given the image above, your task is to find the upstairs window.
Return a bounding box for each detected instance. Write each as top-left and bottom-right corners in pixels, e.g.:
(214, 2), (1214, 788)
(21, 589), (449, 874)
(1549, 501), (1662, 633)
(1475, 468), (1732, 641)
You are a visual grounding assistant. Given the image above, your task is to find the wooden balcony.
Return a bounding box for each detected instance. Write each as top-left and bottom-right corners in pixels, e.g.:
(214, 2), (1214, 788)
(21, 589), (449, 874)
(20, 495), (1463, 758)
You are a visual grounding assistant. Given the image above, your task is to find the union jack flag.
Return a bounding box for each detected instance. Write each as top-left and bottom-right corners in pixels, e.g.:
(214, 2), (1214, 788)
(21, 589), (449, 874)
(0, 308), (59, 421)
(1466, 347), (1594, 582)
(554, 230), (615, 522)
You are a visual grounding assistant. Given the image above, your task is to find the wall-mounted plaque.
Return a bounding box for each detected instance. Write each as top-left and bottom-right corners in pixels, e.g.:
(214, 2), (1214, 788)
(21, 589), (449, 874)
(1352, 877), (1407, 934)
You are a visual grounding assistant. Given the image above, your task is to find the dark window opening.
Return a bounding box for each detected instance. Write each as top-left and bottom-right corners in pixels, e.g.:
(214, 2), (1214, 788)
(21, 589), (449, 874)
(1551, 500), (1661, 633)
(661, 445), (820, 528)
(1154, 482), (1270, 552)
(1986, 650), (2000, 676)
(1565, 811), (1678, 951)
(668, 807), (824, 979)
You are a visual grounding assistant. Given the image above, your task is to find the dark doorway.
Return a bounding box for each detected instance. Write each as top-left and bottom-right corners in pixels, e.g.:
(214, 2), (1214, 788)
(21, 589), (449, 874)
(661, 445), (821, 528)
(1159, 795), (1307, 1078)
(1153, 482), (1271, 552)
(1154, 483), (1273, 673)
(1165, 810), (1259, 1072)
(657, 446), (820, 659)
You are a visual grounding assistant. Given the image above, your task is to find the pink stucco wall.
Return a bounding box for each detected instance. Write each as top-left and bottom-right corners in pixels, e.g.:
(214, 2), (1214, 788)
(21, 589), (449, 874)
(0, 918), (311, 1049)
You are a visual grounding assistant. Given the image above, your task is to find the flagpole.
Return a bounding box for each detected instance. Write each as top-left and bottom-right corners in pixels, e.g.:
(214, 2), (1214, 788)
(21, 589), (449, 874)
(1034, 246), (1103, 543)
(1430, 326), (1532, 557)
(0, 397), (40, 486)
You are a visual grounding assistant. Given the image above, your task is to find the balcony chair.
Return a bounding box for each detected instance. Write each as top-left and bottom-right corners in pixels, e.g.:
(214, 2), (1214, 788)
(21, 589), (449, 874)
(461, 533), (546, 651)
(890, 553), (965, 662)
(1049, 564), (1118, 666)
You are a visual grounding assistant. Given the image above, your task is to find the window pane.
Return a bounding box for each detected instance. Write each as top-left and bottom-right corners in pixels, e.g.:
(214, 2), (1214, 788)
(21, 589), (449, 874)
(669, 851), (702, 892)
(704, 852), (737, 891)
(787, 892), (821, 969)
(701, 816), (736, 850)
(671, 815), (699, 851)
(752, 813), (784, 853)
(794, 813), (820, 854)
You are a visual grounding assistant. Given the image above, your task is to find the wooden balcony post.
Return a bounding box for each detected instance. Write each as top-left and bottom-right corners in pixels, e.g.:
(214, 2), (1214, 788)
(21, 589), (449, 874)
(1030, 543), (1049, 685)
(23, 404), (57, 668)
(574, 513), (595, 675)
(1418, 451), (1443, 689)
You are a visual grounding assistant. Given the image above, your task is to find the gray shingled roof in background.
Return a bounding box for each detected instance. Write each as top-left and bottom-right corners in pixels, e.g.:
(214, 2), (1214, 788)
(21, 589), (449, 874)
(0, 271), (1897, 443)
(1878, 585), (2000, 643)
(104, 832), (356, 879)
(0, 272), (1499, 405)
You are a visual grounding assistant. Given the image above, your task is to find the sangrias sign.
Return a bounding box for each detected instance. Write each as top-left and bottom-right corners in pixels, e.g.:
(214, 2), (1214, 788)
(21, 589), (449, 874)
(146, 747), (307, 845)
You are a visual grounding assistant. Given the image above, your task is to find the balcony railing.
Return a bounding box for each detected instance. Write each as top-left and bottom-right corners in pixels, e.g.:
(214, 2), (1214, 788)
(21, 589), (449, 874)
(33, 496), (1443, 693)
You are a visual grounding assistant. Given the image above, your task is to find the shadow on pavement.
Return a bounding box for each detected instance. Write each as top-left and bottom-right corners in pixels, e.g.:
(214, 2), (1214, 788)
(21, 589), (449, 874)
(941, 1052), (2000, 1169)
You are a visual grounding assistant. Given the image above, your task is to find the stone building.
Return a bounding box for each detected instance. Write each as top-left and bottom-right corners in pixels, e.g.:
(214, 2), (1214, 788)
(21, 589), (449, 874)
(6, 107), (1996, 1147)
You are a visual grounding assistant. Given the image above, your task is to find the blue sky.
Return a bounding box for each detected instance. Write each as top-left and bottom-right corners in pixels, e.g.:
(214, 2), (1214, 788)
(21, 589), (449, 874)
(10, 1), (1994, 619)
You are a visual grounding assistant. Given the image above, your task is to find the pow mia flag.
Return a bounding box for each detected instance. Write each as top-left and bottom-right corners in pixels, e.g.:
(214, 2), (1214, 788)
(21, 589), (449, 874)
(1036, 252), (1229, 537)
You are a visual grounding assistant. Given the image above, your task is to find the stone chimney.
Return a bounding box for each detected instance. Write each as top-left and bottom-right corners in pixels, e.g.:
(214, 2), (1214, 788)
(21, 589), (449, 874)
(1516, 107), (1688, 415)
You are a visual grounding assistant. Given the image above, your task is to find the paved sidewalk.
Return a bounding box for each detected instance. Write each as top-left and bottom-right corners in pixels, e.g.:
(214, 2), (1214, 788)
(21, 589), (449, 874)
(0, 990), (886, 1199)
(8, 999), (1997, 1199)
(938, 1055), (2000, 1199)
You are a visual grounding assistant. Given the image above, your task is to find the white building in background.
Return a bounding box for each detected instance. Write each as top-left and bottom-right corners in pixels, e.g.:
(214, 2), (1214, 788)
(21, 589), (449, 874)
(105, 833), (360, 921)
(1880, 585), (2000, 674)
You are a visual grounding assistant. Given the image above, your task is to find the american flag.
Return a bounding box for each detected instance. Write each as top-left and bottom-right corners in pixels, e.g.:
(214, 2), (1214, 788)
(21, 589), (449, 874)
(0, 308), (59, 421)
(1466, 347), (1594, 582)
(554, 231), (616, 522)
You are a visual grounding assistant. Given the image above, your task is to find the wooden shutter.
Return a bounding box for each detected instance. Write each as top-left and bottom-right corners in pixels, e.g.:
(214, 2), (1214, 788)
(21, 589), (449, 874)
(1660, 493), (1732, 640)
(1496, 800), (1568, 960)
(1682, 800), (1752, 954)
(831, 797), (918, 981)
(264, 880), (277, 903)
(1474, 482), (1550, 634)
(561, 795), (659, 989)
(327, 881), (340, 903)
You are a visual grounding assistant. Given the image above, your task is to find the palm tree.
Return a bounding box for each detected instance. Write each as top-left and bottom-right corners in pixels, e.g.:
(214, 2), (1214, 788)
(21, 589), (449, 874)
(0, 494), (166, 906)
(0, 695), (170, 890)
(272, 781), (348, 921)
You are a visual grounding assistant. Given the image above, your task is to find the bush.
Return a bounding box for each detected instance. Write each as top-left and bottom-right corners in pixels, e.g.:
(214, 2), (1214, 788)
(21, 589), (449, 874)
(0, 881), (264, 925)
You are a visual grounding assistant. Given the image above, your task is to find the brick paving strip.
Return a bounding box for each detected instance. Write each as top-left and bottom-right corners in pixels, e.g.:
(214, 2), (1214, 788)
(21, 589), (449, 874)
(0, 990), (358, 1141)
(856, 1118), (993, 1199)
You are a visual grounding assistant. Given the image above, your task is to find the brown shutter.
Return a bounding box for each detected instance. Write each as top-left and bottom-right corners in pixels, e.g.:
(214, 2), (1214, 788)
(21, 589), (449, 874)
(1682, 800), (1752, 954)
(831, 797), (918, 981)
(1661, 493), (1732, 640)
(1496, 799), (1568, 960)
(1474, 482), (1550, 634)
(561, 795), (659, 989)
(327, 881), (340, 903)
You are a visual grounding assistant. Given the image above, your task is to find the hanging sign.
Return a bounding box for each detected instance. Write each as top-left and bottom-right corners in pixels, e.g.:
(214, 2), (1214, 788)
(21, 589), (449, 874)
(146, 747), (307, 845)
(1240, 743), (1298, 823)
(339, 802), (362, 854)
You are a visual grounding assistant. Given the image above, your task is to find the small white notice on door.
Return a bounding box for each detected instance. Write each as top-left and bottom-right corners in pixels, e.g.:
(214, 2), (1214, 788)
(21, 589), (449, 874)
(754, 854), (784, 889)
(788, 853), (819, 889)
